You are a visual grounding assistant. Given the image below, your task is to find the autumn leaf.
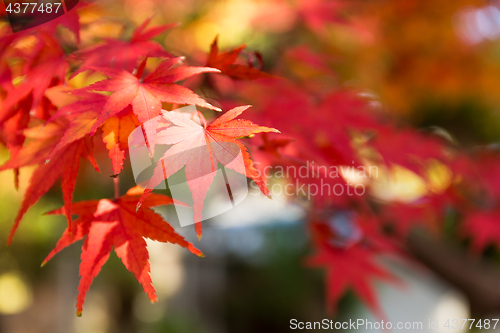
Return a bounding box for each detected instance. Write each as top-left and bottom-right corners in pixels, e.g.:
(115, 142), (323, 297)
(461, 210), (500, 252)
(45, 90), (134, 175)
(0, 121), (65, 171)
(42, 2), (84, 43)
(370, 128), (447, 176)
(47, 91), (108, 122)
(80, 57), (221, 153)
(71, 16), (176, 77)
(137, 105), (279, 239)
(206, 36), (276, 80)
(0, 33), (67, 125)
(381, 201), (442, 238)
(257, 133), (295, 158)
(4, 0), (499, 318)
(1, 97), (31, 188)
(306, 244), (396, 317)
(45, 111), (99, 161)
(0, 34), (66, 188)
(0, 118), (99, 244)
(298, 0), (351, 33)
(42, 188), (203, 316)
(6, 139), (97, 245)
(102, 110), (141, 175)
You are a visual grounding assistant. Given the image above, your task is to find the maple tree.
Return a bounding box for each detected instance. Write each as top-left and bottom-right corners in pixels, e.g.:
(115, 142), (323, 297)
(2, 0), (500, 322)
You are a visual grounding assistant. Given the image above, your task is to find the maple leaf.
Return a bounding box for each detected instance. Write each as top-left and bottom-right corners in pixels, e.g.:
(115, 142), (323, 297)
(0, 117), (99, 244)
(80, 57), (221, 152)
(1, 96), (31, 188)
(46, 91), (108, 122)
(0, 0), (84, 58)
(0, 35), (66, 187)
(370, 128), (447, 176)
(305, 243), (396, 317)
(102, 110), (141, 175)
(41, 2), (83, 43)
(239, 82), (377, 166)
(71, 17), (176, 77)
(298, 0), (350, 33)
(206, 36), (276, 80)
(45, 111), (99, 161)
(453, 150), (500, 201)
(256, 133), (295, 158)
(380, 193), (451, 238)
(462, 210), (500, 253)
(42, 188), (203, 316)
(44, 89), (134, 175)
(137, 105), (279, 239)
(304, 212), (400, 317)
(47, 89), (139, 176)
(0, 33), (67, 125)
(0, 121), (64, 171)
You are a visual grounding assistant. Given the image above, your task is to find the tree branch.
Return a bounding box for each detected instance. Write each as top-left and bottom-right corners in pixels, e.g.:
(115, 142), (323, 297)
(407, 229), (500, 316)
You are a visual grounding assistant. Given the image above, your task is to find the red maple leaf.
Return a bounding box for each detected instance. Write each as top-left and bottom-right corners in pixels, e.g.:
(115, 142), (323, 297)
(0, 33), (67, 125)
(1, 97), (31, 188)
(80, 57), (221, 151)
(40, 2), (85, 43)
(305, 211), (401, 317)
(298, 0), (350, 32)
(45, 90), (135, 175)
(206, 36), (276, 80)
(47, 91), (107, 122)
(1, 117), (99, 245)
(306, 243), (397, 317)
(370, 128), (447, 176)
(42, 187), (203, 316)
(0, 34), (67, 186)
(256, 132), (295, 158)
(239, 82), (380, 166)
(137, 105), (279, 238)
(462, 209), (500, 253)
(71, 17), (175, 77)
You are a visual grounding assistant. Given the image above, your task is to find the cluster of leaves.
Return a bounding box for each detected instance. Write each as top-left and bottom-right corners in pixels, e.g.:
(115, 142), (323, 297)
(1, 0), (499, 318)
(0, 4), (277, 315)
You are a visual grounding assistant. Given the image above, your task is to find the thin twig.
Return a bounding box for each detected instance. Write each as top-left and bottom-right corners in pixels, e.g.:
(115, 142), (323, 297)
(114, 176), (120, 199)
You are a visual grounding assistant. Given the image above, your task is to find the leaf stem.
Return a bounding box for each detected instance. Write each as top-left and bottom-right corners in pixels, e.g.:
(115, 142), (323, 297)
(114, 176), (120, 199)
(197, 110), (207, 128)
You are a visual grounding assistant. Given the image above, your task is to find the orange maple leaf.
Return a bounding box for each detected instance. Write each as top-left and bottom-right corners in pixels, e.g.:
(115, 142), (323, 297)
(102, 110), (141, 175)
